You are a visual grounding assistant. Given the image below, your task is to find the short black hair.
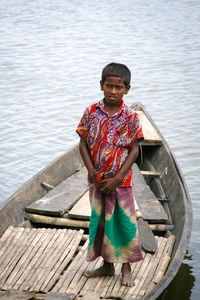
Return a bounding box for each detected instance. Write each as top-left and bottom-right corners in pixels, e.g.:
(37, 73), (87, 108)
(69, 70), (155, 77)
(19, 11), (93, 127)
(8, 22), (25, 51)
(101, 62), (131, 86)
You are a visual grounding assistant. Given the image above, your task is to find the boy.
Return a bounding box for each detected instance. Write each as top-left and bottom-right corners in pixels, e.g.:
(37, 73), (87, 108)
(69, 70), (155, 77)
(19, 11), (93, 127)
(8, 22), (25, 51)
(76, 63), (144, 287)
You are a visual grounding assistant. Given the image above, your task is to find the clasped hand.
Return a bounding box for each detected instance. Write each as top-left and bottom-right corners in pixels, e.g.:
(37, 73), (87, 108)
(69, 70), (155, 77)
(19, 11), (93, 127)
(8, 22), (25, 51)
(89, 173), (121, 195)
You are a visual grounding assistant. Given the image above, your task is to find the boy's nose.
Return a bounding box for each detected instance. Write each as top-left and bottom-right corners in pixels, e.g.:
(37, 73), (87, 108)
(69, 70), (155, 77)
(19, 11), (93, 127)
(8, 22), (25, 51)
(111, 87), (117, 94)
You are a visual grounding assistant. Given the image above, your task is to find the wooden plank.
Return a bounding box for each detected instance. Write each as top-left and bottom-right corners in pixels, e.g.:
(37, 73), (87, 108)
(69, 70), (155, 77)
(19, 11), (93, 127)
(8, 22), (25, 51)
(80, 258), (103, 296)
(28, 229), (76, 292)
(117, 252), (146, 300)
(0, 227), (23, 266)
(46, 292), (76, 300)
(29, 229), (74, 292)
(135, 110), (163, 145)
(103, 263), (122, 298)
(0, 226), (14, 250)
(26, 213), (90, 228)
(53, 240), (89, 293)
(0, 228), (34, 288)
(13, 228), (56, 290)
(132, 164), (168, 222)
(18, 228), (58, 291)
(68, 164), (168, 223)
(42, 229), (84, 293)
(72, 257), (103, 296)
(25, 167), (88, 217)
(143, 237), (169, 296)
(137, 237), (162, 297)
(0, 228), (26, 285)
(2, 228), (45, 290)
(69, 190), (90, 220)
(0, 228), (83, 293)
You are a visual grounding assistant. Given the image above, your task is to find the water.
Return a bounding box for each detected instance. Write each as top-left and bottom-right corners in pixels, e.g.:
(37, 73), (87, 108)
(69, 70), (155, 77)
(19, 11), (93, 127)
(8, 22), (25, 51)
(0, 0), (199, 298)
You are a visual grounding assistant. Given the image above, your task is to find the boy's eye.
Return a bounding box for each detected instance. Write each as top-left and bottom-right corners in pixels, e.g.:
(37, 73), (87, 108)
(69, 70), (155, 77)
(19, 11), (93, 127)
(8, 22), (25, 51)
(116, 86), (123, 90)
(105, 84), (123, 90)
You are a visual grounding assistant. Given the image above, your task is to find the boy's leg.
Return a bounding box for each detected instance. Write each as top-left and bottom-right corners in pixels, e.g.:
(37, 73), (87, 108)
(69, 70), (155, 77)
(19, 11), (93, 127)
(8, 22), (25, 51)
(121, 263), (135, 287)
(84, 260), (115, 278)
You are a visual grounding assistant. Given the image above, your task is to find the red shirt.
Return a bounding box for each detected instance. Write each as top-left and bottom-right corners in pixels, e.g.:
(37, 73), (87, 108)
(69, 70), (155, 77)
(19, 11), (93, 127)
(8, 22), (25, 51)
(76, 99), (143, 186)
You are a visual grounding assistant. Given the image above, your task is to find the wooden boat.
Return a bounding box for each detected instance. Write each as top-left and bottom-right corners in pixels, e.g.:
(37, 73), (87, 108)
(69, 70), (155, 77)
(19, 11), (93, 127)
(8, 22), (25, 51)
(0, 102), (192, 300)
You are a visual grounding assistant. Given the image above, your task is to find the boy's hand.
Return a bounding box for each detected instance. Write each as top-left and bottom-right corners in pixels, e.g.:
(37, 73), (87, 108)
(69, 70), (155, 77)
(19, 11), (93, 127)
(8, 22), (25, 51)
(88, 171), (100, 189)
(99, 177), (121, 195)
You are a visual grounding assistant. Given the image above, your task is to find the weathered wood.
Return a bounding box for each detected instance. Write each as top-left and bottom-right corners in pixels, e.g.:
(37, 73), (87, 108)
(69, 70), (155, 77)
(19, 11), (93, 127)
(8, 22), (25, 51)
(69, 190), (90, 220)
(0, 290), (37, 300)
(0, 226), (14, 249)
(102, 263), (121, 298)
(112, 252), (145, 299)
(132, 164), (168, 222)
(150, 224), (174, 231)
(53, 240), (89, 293)
(1, 228), (35, 288)
(141, 170), (161, 178)
(153, 254), (171, 284)
(80, 258), (103, 296)
(145, 237), (170, 295)
(42, 230), (84, 293)
(17, 229), (58, 291)
(135, 110), (163, 145)
(25, 167), (88, 217)
(68, 165), (167, 223)
(0, 102), (192, 300)
(82, 292), (100, 300)
(137, 218), (157, 253)
(137, 237), (162, 297)
(0, 228), (84, 293)
(3, 228), (46, 290)
(41, 182), (55, 191)
(46, 292), (76, 300)
(0, 228), (26, 285)
(26, 213), (90, 228)
(29, 229), (75, 292)
(134, 198), (157, 253)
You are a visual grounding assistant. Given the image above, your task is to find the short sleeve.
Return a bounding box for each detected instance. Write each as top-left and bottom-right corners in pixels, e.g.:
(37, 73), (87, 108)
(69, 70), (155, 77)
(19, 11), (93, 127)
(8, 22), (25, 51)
(129, 112), (144, 142)
(76, 108), (90, 140)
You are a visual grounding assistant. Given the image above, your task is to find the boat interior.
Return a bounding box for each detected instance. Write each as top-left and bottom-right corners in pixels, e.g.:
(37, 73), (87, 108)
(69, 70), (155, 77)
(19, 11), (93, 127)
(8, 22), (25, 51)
(0, 105), (189, 300)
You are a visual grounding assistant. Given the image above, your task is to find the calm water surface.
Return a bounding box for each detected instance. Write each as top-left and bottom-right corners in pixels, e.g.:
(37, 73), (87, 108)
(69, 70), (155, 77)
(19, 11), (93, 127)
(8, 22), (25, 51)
(0, 0), (199, 299)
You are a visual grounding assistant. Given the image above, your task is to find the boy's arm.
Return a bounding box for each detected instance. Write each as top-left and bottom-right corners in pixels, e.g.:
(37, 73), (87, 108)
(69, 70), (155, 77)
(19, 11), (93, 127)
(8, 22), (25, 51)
(79, 137), (97, 185)
(99, 140), (139, 195)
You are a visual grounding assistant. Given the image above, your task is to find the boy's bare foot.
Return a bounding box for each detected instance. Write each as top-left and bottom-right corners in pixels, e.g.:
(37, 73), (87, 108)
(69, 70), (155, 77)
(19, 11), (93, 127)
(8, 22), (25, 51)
(84, 261), (115, 278)
(121, 263), (135, 287)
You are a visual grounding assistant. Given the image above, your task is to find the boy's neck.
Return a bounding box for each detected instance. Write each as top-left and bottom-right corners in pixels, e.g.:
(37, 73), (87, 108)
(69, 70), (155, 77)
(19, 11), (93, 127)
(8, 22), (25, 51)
(104, 99), (122, 117)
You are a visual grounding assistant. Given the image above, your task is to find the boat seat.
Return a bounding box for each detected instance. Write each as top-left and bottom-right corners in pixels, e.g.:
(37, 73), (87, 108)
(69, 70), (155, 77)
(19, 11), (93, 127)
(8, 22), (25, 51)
(132, 164), (168, 222)
(135, 110), (163, 146)
(25, 167), (88, 217)
(68, 164), (168, 223)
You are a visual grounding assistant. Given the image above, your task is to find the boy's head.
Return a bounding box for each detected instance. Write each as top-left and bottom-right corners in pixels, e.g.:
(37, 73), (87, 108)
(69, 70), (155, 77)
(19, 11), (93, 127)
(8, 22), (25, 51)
(101, 62), (131, 86)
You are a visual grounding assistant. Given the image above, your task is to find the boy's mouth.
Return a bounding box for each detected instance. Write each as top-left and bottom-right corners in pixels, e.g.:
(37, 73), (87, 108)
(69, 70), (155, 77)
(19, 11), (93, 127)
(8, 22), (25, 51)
(108, 96), (117, 100)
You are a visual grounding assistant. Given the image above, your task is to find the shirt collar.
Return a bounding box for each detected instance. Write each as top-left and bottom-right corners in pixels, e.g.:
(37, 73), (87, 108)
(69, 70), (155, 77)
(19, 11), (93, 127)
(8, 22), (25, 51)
(97, 99), (125, 116)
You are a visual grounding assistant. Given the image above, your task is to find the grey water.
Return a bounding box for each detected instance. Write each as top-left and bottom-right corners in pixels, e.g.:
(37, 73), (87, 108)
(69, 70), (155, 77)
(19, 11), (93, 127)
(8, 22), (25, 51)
(0, 0), (199, 298)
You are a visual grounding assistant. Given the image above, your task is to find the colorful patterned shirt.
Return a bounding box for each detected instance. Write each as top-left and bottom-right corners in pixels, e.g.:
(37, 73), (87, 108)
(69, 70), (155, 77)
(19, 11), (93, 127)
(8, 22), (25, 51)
(76, 99), (143, 187)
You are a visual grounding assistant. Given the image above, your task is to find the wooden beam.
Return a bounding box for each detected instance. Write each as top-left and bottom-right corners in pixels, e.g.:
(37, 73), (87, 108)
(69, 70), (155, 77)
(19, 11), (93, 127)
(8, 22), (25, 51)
(26, 213), (90, 228)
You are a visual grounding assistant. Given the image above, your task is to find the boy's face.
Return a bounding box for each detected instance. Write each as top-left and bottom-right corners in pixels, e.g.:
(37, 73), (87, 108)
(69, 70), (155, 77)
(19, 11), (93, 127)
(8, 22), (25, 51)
(100, 76), (130, 107)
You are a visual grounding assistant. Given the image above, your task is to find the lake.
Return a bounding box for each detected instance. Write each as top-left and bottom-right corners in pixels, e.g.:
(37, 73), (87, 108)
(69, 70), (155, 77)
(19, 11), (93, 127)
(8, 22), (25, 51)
(0, 0), (199, 299)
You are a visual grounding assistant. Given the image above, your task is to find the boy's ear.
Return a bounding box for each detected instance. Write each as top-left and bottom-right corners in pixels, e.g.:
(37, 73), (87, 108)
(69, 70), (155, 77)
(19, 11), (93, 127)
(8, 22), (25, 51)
(100, 80), (104, 90)
(125, 85), (131, 94)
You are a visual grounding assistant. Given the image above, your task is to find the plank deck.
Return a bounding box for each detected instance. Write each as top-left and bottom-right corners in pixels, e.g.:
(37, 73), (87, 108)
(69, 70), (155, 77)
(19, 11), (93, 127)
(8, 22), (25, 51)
(25, 167), (88, 217)
(53, 235), (175, 299)
(0, 227), (83, 293)
(69, 164), (168, 223)
(0, 227), (175, 299)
